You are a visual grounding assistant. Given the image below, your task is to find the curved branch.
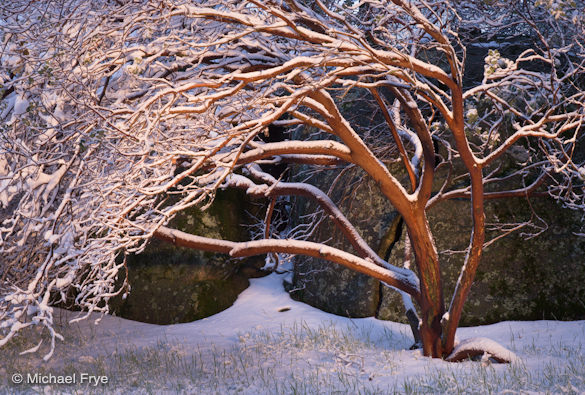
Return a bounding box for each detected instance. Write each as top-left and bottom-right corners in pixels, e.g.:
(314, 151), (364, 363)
(479, 116), (583, 167)
(388, 87), (436, 205)
(279, 154), (345, 166)
(153, 226), (420, 299)
(370, 87), (417, 192)
(427, 172), (548, 209)
(152, 226), (236, 253)
(306, 88), (414, 214)
(235, 140), (353, 165)
(226, 172), (390, 268)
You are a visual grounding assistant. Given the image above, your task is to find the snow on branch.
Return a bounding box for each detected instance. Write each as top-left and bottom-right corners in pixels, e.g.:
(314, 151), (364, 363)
(153, 225), (420, 298)
(0, 0), (583, 360)
(446, 337), (520, 364)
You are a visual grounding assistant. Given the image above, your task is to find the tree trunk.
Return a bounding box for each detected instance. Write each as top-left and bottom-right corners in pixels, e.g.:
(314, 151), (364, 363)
(406, 210), (445, 358)
(442, 168), (486, 355)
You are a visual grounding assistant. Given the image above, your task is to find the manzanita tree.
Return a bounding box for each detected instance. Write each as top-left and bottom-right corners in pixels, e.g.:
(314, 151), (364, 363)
(0, 0), (583, 360)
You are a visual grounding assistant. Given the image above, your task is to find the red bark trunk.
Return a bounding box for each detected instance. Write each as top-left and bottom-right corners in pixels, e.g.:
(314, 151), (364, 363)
(406, 210), (445, 358)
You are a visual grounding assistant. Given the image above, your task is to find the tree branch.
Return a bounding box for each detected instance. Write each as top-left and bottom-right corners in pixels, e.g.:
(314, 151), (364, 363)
(153, 226), (420, 299)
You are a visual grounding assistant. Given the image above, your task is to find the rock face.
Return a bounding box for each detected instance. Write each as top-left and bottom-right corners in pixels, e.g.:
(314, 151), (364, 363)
(289, 166), (398, 318)
(109, 262), (250, 324)
(378, 196), (585, 325)
(292, 255), (381, 317)
(289, 166), (585, 325)
(109, 190), (264, 324)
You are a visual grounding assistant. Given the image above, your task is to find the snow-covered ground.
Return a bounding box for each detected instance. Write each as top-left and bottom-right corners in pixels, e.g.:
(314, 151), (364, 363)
(2, 273), (584, 394)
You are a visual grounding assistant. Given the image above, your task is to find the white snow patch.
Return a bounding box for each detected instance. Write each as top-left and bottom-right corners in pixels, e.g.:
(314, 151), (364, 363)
(5, 274), (585, 393)
(13, 93), (29, 115)
(447, 336), (520, 363)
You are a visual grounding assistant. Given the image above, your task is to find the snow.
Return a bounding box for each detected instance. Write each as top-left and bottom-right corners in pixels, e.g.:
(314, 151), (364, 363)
(446, 337), (520, 363)
(3, 273), (584, 393)
(12, 94), (29, 116)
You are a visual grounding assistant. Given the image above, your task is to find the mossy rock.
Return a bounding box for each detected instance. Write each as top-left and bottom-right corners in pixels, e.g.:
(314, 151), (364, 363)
(109, 189), (265, 324)
(378, 196), (585, 325)
(109, 262), (250, 324)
